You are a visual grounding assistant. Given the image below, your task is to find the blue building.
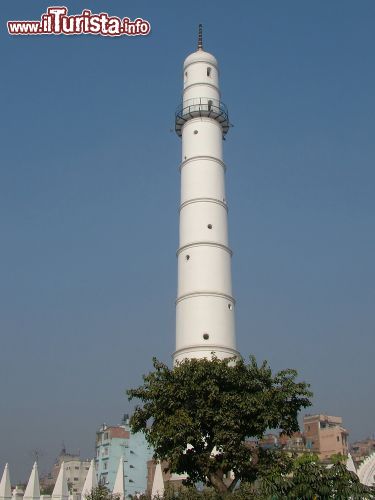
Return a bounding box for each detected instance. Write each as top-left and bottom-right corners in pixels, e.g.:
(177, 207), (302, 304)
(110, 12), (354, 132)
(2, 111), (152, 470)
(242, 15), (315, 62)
(95, 414), (153, 498)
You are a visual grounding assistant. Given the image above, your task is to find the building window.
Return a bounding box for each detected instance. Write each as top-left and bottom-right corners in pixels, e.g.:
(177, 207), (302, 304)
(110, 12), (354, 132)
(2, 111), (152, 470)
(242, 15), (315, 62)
(104, 462), (108, 471)
(75, 467), (79, 470)
(74, 478), (78, 482)
(103, 432), (109, 440)
(207, 67), (211, 77)
(337, 436), (340, 442)
(203, 333), (209, 340)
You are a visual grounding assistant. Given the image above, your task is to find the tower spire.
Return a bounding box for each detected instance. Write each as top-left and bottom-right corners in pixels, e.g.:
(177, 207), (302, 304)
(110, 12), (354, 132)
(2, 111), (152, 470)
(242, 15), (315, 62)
(197, 24), (203, 50)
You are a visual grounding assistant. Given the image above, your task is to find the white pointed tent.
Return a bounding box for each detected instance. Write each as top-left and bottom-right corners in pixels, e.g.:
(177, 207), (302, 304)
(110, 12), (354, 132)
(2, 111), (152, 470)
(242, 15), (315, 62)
(346, 453), (357, 474)
(51, 463), (68, 500)
(357, 452), (375, 486)
(151, 462), (164, 498)
(24, 463), (40, 500)
(81, 460), (97, 499)
(0, 464), (12, 500)
(112, 458), (124, 500)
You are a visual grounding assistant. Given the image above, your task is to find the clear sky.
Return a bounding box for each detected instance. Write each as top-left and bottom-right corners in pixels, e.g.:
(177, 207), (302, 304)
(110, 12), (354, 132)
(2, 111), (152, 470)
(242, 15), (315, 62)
(1, 0), (374, 483)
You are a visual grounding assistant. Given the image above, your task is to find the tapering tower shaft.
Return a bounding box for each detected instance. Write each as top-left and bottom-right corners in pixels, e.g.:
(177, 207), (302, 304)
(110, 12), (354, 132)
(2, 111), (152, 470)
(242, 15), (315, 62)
(173, 30), (239, 363)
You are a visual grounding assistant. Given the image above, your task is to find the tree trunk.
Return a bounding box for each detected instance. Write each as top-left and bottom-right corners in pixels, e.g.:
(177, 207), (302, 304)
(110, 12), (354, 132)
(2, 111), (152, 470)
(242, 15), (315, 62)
(228, 476), (240, 492)
(208, 471), (229, 494)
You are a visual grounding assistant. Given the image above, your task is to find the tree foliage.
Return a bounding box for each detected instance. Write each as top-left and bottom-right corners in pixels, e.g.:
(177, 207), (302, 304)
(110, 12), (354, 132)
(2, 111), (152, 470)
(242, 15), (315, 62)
(136, 482), (258, 499)
(127, 356), (312, 493)
(257, 453), (375, 499)
(84, 485), (120, 500)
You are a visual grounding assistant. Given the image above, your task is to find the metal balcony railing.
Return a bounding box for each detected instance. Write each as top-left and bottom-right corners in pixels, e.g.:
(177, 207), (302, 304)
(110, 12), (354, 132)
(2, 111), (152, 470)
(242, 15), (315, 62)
(175, 97), (230, 137)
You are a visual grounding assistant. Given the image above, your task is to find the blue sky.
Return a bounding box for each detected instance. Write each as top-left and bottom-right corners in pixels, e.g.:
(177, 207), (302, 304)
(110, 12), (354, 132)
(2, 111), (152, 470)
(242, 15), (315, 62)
(1, 0), (374, 483)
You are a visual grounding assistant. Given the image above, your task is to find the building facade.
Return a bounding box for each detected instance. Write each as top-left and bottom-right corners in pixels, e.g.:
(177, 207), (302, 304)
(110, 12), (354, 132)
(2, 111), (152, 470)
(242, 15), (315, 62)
(95, 415), (153, 498)
(350, 438), (375, 467)
(303, 414), (349, 460)
(40, 447), (91, 495)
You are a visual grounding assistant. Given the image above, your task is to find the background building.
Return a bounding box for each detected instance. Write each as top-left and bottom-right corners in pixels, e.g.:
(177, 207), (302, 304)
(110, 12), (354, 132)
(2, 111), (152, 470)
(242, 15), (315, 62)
(304, 414), (349, 460)
(146, 460), (186, 496)
(40, 447), (91, 494)
(95, 414), (153, 498)
(246, 432), (307, 455)
(350, 438), (375, 467)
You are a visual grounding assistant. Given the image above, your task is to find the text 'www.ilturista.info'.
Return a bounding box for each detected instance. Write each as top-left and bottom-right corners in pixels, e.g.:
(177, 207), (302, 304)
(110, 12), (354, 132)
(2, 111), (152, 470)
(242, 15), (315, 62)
(7, 7), (151, 37)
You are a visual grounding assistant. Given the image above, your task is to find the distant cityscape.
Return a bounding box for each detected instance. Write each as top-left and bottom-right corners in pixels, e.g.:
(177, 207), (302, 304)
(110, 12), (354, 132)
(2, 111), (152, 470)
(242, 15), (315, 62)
(1, 411), (374, 499)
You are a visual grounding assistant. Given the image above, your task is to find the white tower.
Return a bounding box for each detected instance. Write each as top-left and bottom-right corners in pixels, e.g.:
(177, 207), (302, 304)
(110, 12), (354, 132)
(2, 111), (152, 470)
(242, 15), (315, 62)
(174, 26), (239, 363)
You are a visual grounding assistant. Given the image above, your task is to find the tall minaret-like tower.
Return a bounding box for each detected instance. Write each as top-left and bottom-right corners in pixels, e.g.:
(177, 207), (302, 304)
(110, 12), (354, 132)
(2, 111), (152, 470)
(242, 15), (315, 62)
(174, 26), (239, 363)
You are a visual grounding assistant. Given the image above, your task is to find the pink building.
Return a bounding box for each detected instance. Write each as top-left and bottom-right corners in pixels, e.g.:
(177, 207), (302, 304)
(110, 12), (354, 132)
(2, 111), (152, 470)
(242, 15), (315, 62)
(304, 414), (349, 460)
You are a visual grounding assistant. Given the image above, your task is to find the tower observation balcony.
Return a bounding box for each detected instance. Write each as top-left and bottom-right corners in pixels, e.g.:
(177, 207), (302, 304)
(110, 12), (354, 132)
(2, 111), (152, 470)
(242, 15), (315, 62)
(175, 97), (230, 137)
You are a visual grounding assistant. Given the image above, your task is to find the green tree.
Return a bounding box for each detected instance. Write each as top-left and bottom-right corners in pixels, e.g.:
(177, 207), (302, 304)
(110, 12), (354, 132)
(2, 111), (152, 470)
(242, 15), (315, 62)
(258, 453), (375, 499)
(127, 356), (312, 494)
(40, 484), (55, 496)
(84, 485), (120, 500)
(136, 482), (259, 499)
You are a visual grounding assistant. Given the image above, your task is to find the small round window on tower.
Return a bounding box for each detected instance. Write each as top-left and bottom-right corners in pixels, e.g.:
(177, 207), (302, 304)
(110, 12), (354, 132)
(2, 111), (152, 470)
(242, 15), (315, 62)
(207, 224), (213, 229)
(185, 255), (190, 261)
(203, 333), (209, 340)
(193, 130), (198, 135)
(228, 304), (233, 311)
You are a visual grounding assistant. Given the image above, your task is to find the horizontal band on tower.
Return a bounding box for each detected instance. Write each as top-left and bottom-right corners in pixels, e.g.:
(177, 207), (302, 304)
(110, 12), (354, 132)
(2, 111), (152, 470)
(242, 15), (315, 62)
(179, 197), (228, 213)
(176, 290), (236, 305)
(184, 59), (220, 73)
(173, 345), (240, 360)
(177, 241), (233, 257)
(179, 155), (226, 172)
(184, 82), (221, 96)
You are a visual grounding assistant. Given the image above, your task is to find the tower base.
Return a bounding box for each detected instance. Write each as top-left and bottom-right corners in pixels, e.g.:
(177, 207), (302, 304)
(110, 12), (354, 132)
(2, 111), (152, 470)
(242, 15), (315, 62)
(173, 345), (241, 365)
